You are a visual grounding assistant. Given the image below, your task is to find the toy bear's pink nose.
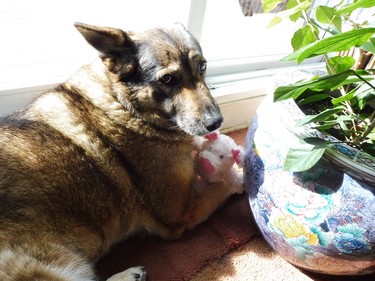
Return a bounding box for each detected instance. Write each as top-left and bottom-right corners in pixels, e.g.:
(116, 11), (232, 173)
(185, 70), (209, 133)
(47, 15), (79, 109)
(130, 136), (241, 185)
(231, 149), (241, 164)
(198, 157), (215, 173)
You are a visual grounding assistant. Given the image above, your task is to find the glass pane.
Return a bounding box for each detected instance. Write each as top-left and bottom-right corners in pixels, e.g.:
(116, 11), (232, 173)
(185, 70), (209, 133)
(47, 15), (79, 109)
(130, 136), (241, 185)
(0, 0), (190, 90)
(200, 0), (302, 61)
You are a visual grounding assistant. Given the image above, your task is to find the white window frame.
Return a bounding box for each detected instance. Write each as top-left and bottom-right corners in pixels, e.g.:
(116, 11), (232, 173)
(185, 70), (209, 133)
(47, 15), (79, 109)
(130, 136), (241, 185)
(0, 0), (324, 131)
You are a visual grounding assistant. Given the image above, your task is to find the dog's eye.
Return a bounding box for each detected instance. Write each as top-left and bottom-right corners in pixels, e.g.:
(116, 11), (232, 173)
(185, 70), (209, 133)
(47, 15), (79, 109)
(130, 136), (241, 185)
(160, 74), (176, 86)
(199, 61), (207, 73)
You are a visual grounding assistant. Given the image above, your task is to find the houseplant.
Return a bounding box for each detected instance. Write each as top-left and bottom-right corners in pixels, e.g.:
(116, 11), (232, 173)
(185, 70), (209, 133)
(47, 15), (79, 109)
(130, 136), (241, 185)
(244, 0), (375, 275)
(267, 0), (375, 173)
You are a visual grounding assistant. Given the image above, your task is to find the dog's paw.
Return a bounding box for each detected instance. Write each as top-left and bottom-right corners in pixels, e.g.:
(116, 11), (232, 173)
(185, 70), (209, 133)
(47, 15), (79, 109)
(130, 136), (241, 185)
(235, 183), (245, 194)
(106, 266), (146, 281)
(231, 182), (245, 194)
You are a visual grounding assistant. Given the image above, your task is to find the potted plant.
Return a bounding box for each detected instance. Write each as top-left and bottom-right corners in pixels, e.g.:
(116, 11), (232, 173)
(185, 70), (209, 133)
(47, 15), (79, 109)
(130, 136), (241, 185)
(244, 0), (375, 275)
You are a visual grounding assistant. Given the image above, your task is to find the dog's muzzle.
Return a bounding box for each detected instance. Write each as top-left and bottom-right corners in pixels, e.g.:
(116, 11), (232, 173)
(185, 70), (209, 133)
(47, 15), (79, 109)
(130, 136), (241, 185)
(203, 111), (223, 132)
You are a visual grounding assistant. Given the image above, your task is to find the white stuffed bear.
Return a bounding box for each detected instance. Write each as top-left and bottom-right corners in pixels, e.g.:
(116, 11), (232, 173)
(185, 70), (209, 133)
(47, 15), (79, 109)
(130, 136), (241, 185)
(193, 131), (244, 191)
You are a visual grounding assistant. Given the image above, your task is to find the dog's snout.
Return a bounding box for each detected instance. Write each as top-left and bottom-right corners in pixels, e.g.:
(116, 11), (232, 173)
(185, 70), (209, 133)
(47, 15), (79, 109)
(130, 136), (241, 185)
(204, 115), (223, 132)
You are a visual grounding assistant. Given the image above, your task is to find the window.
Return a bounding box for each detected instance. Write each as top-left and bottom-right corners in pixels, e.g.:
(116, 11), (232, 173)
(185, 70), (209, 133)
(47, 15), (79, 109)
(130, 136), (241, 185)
(0, 0), (191, 90)
(198, 0), (298, 69)
(0, 0), (321, 128)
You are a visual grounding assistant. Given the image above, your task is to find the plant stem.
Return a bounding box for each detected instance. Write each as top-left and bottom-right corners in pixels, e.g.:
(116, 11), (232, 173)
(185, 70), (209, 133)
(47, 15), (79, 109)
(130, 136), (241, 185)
(351, 70), (375, 91)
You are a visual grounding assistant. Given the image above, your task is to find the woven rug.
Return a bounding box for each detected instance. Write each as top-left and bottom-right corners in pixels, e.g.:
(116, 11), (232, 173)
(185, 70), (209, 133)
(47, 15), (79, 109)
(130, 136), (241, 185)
(96, 194), (257, 280)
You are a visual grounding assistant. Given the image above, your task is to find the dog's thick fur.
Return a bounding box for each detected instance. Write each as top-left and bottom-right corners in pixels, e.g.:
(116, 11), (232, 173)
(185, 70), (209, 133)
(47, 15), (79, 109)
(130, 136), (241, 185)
(0, 23), (243, 281)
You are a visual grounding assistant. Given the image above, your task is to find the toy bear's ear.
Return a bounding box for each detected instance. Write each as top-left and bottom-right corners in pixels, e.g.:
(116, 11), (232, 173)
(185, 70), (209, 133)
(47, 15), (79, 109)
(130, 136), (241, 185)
(198, 157), (215, 173)
(204, 131), (219, 140)
(231, 148), (242, 165)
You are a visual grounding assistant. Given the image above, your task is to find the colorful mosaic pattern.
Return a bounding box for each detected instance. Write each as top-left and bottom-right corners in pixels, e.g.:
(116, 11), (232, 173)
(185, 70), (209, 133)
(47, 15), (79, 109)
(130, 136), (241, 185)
(244, 96), (375, 275)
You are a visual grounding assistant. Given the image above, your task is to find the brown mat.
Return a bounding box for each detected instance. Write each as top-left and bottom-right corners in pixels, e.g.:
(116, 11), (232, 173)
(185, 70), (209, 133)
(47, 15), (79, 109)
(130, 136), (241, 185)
(96, 192), (375, 281)
(96, 194), (257, 280)
(96, 129), (375, 280)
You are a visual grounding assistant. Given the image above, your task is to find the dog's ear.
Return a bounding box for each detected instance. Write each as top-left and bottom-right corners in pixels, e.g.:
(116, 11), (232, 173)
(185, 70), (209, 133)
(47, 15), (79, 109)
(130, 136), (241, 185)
(174, 22), (187, 31)
(74, 22), (132, 55)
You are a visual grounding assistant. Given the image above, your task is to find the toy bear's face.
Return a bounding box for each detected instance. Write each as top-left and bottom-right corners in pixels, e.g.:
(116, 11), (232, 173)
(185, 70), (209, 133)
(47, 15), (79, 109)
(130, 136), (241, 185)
(199, 134), (241, 175)
(206, 141), (236, 171)
(193, 132), (244, 185)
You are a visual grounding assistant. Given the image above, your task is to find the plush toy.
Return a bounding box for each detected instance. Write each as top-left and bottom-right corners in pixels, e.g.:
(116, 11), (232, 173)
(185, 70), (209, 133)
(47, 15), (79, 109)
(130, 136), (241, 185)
(193, 131), (245, 189)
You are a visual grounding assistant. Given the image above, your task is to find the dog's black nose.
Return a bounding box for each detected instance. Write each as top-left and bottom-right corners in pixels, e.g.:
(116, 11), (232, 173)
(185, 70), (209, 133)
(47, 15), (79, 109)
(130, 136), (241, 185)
(204, 116), (224, 132)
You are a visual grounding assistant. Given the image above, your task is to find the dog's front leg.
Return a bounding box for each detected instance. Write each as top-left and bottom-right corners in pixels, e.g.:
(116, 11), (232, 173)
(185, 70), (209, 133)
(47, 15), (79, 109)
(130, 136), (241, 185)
(187, 180), (244, 229)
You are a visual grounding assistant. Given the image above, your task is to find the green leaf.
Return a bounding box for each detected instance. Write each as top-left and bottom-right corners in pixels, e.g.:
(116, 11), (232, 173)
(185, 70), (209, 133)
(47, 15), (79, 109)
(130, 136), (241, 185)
(310, 18), (340, 36)
(365, 128), (375, 141)
(330, 70), (375, 90)
(282, 28), (375, 63)
(284, 143), (326, 172)
(328, 56), (355, 74)
(361, 38), (375, 53)
(331, 89), (355, 105)
(274, 71), (352, 102)
(267, 0), (311, 28)
(286, 0), (303, 22)
(268, 16), (283, 28)
(285, 0), (299, 9)
(336, 115), (356, 131)
(307, 71), (352, 91)
(355, 82), (375, 99)
(281, 43), (310, 62)
(292, 26), (317, 51)
(316, 6), (342, 32)
(316, 6), (334, 24)
(273, 85), (307, 101)
(262, 0), (284, 13)
(337, 0), (375, 15)
(298, 93), (330, 106)
(303, 137), (330, 145)
(355, 82), (375, 109)
(315, 123), (337, 131)
(296, 106), (346, 127)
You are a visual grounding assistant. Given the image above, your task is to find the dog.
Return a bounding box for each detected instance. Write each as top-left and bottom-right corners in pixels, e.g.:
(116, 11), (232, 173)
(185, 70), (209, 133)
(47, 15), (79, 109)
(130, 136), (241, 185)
(0, 22), (244, 281)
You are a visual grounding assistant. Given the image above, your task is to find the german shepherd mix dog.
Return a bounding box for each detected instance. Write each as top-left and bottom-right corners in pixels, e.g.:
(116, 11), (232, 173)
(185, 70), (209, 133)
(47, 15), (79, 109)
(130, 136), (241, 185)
(0, 23), (243, 281)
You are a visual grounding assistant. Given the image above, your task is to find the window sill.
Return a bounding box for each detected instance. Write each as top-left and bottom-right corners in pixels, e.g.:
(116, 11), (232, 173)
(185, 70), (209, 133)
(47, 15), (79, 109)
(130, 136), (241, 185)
(0, 62), (325, 128)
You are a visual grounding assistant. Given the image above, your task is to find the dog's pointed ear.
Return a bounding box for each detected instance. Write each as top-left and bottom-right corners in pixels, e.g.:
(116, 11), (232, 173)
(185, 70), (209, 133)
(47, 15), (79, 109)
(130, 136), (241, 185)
(174, 22), (187, 31)
(74, 22), (132, 55)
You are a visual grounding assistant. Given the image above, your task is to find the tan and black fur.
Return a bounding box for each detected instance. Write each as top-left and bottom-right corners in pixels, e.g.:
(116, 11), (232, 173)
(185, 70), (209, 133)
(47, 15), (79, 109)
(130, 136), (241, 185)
(0, 23), (243, 281)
